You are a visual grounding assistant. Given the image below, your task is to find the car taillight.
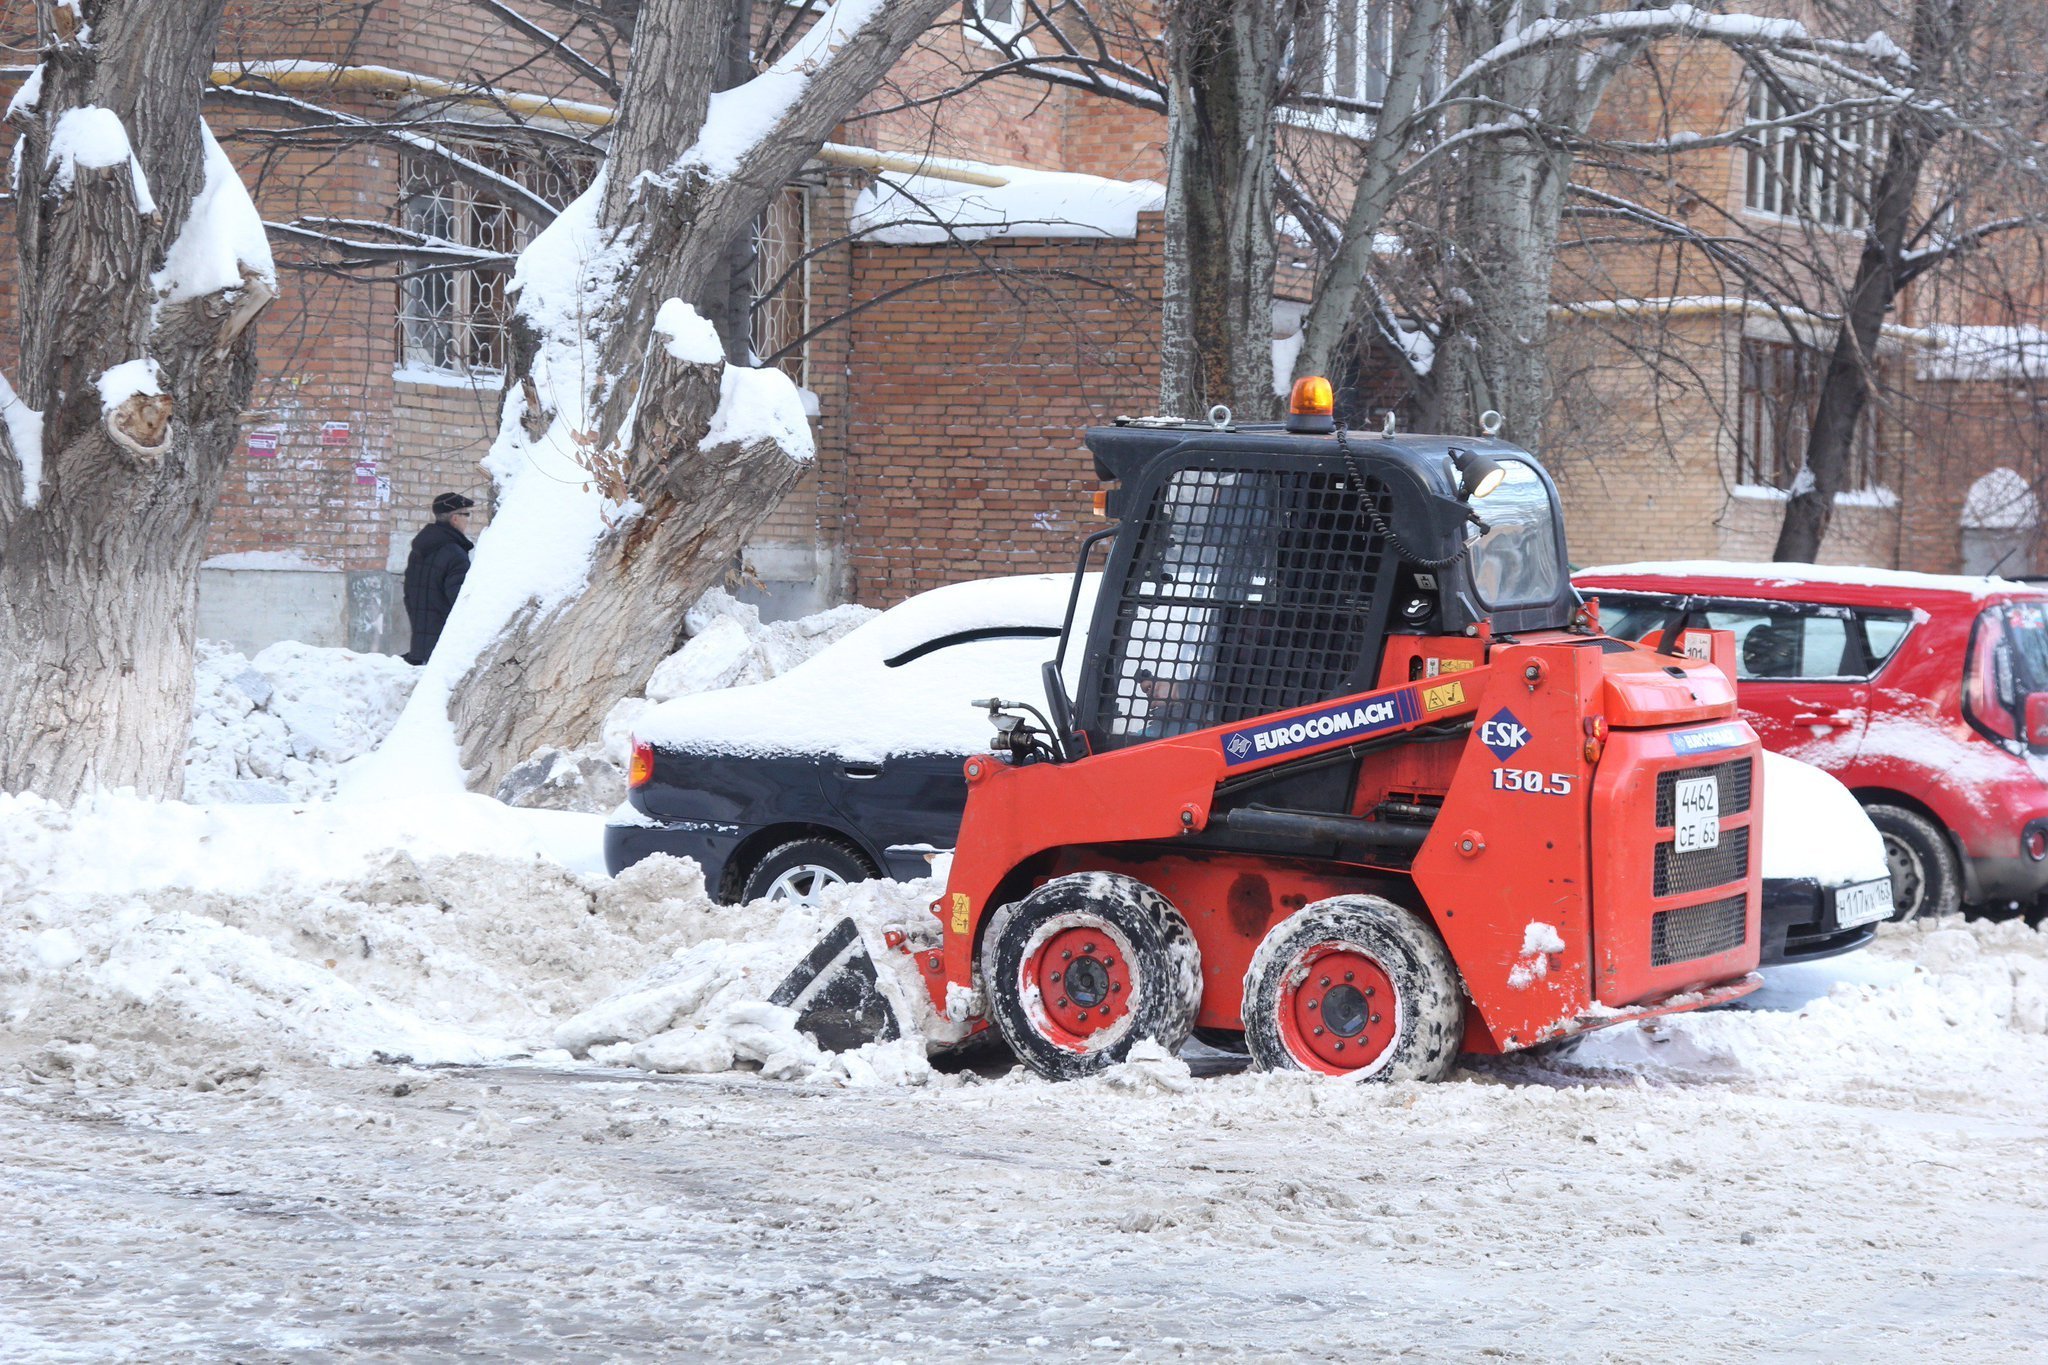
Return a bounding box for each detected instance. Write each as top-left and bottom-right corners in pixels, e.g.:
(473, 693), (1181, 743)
(2025, 822), (2048, 862)
(628, 740), (654, 789)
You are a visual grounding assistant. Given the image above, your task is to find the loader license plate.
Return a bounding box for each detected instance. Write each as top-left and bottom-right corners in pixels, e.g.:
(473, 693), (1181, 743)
(1673, 776), (1719, 851)
(1833, 878), (1894, 928)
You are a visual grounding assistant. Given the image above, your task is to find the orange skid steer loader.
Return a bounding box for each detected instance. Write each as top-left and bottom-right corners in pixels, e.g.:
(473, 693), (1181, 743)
(778, 381), (1764, 1081)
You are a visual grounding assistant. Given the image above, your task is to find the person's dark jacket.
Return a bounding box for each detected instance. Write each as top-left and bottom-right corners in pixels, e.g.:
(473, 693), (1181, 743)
(401, 518), (473, 664)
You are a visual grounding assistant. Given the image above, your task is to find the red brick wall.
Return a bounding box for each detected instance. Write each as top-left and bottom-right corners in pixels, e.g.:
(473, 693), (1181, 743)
(838, 213), (1163, 605)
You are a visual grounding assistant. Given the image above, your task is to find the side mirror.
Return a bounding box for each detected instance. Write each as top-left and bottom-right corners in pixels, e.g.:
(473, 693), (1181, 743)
(2027, 693), (2048, 747)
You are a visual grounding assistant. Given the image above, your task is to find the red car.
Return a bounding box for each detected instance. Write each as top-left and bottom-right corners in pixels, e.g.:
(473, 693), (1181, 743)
(1574, 562), (2048, 921)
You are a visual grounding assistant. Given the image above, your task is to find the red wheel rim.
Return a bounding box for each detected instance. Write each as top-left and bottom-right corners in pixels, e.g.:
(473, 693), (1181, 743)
(1275, 945), (1398, 1075)
(1023, 923), (1134, 1051)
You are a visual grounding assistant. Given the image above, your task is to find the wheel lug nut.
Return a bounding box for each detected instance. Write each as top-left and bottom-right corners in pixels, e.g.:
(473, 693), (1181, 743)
(1306, 999), (1318, 1010)
(1062, 950), (1072, 960)
(1319, 976), (1331, 988)
(1083, 943), (1097, 954)
(1370, 1014), (1381, 1024)
(1058, 998), (1069, 1008)
(1313, 1026), (1325, 1036)
(1365, 987), (1376, 997)
(1077, 1011), (1089, 1022)
(1049, 971), (1061, 983)
(1334, 1041), (1345, 1052)
(1344, 971), (1354, 982)
(1110, 982), (1122, 993)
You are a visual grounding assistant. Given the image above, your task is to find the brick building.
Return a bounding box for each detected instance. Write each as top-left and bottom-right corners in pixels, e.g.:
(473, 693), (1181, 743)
(1, 2), (2043, 653)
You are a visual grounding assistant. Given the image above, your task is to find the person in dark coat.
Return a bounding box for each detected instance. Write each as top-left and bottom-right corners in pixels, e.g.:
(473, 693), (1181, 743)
(401, 492), (475, 664)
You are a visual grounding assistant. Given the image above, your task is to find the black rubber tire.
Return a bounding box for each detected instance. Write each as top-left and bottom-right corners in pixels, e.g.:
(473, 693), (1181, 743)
(1863, 804), (1962, 922)
(1242, 896), (1464, 1083)
(738, 837), (875, 905)
(979, 873), (1202, 1082)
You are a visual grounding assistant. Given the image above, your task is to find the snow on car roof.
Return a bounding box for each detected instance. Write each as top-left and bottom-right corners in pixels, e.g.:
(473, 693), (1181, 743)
(635, 574), (1099, 762)
(1577, 560), (2034, 600)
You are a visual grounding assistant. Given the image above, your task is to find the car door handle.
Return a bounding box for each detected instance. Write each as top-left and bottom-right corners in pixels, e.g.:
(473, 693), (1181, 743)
(1792, 709), (1861, 727)
(841, 764), (882, 780)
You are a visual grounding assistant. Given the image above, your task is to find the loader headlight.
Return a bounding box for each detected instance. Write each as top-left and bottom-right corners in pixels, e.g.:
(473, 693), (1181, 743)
(1450, 447), (1505, 501)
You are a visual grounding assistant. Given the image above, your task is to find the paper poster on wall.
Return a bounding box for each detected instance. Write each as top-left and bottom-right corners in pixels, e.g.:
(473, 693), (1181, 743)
(374, 475), (392, 505)
(321, 421), (352, 446)
(354, 460), (378, 485)
(246, 430), (280, 458)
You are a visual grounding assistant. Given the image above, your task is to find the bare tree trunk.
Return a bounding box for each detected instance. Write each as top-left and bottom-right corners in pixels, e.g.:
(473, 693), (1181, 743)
(1775, 0), (1965, 561)
(0, 0), (274, 801)
(436, 0), (954, 793)
(1159, 0), (1296, 419)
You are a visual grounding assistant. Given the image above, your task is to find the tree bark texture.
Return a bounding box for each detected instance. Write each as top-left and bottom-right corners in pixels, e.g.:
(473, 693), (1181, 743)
(1159, 0), (1297, 419)
(0, 0), (273, 800)
(1774, 0), (1966, 561)
(1430, 2), (1642, 453)
(444, 0), (954, 792)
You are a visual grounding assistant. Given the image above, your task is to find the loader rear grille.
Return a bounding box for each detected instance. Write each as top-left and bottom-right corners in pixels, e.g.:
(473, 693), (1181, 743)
(1649, 894), (1748, 967)
(1654, 759), (1753, 826)
(1653, 827), (1750, 897)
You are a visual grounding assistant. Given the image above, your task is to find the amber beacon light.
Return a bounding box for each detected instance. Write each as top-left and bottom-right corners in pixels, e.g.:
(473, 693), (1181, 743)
(1285, 375), (1336, 434)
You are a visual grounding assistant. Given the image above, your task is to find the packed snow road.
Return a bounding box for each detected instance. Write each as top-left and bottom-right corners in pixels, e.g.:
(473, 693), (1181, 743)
(6, 794), (2048, 1359)
(3, 1028), (2046, 1361)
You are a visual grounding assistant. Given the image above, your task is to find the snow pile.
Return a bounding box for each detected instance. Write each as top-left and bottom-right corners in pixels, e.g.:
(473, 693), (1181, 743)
(853, 164), (1165, 245)
(1918, 324), (2048, 382)
(1568, 917), (2048, 1105)
(185, 641), (418, 803)
(0, 792), (642, 1085)
(551, 860), (955, 1086)
(0, 789), (951, 1091)
(643, 587), (876, 703)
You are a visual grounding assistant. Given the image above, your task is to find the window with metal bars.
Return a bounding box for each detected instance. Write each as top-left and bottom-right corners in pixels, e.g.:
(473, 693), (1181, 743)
(752, 185), (810, 385)
(1736, 339), (1883, 490)
(1089, 465), (1393, 747)
(1744, 82), (1880, 230)
(396, 144), (596, 377)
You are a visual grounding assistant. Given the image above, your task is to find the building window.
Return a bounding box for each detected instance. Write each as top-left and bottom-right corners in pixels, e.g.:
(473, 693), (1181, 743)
(1321, 0), (1392, 107)
(1737, 339), (1883, 490)
(396, 145), (594, 377)
(752, 185), (810, 385)
(1744, 82), (1880, 229)
(971, 0), (1019, 24)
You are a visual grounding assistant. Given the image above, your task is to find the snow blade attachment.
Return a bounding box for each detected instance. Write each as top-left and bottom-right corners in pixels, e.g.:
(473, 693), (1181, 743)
(769, 917), (902, 1053)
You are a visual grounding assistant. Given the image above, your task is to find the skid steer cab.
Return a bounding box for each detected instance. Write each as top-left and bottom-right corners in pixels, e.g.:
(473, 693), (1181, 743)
(788, 382), (1764, 1081)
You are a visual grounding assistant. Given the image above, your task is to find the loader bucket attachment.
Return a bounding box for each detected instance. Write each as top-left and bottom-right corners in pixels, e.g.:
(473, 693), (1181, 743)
(768, 917), (902, 1053)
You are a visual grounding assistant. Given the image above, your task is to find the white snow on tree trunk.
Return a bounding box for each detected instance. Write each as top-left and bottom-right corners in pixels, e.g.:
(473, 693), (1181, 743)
(43, 105), (154, 212)
(153, 123), (275, 305)
(0, 371), (42, 507)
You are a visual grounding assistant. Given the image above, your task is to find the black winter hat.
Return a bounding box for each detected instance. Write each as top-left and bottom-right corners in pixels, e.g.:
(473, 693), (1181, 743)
(433, 492), (476, 516)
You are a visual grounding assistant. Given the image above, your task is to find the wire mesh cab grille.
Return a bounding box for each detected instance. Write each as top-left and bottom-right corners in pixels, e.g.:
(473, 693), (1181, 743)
(1653, 827), (1750, 897)
(1654, 759), (1753, 825)
(1085, 463), (1394, 748)
(1650, 894), (1748, 966)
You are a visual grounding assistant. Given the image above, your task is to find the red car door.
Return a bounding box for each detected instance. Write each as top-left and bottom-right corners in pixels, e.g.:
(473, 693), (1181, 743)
(1690, 600), (1871, 766)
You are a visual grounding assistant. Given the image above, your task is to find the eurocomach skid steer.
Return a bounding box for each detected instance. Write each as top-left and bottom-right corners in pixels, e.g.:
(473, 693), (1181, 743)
(780, 378), (1765, 1081)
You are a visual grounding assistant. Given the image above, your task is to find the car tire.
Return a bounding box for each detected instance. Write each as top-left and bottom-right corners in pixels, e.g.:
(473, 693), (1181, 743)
(739, 838), (875, 905)
(1862, 804), (1962, 921)
(979, 873), (1202, 1082)
(1242, 896), (1464, 1082)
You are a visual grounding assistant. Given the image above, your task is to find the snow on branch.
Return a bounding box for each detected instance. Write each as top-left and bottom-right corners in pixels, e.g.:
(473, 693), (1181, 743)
(154, 124), (275, 308)
(1439, 4), (1911, 110)
(680, 0), (889, 178)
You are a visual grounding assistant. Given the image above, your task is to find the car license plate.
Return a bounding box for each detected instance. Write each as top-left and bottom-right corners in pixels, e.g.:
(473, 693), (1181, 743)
(1833, 877), (1894, 929)
(1673, 776), (1719, 852)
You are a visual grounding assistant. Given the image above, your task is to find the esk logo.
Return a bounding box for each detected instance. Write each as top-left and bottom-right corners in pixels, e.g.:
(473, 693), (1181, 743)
(1479, 708), (1531, 761)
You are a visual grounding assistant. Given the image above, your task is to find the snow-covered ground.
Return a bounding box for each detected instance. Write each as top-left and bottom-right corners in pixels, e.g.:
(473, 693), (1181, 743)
(5, 788), (2048, 1357)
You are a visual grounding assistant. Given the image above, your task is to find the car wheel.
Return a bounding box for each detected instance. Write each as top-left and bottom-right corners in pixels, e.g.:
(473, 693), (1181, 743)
(979, 873), (1202, 1082)
(1862, 804), (1962, 921)
(1242, 896), (1464, 1082)
(739, 838), (875, 905)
